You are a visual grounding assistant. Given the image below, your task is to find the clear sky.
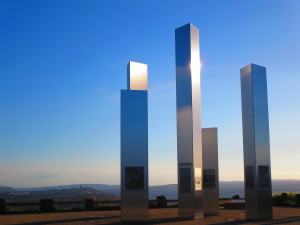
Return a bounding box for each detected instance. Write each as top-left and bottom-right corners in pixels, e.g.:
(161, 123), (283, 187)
(0, 0), (300, 187)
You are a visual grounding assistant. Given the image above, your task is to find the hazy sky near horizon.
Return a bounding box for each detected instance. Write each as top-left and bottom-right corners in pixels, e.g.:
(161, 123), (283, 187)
(1, 0), (300, 187)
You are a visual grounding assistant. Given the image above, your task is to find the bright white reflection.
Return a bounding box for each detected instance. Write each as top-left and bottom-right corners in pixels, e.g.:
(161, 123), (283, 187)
(190, 51), (201, 84)
(128, 61), (148, 90)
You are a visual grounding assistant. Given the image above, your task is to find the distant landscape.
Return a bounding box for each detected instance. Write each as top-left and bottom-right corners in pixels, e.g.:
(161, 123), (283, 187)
(0, 187), (118, 203)
(1, 180), (300, 201)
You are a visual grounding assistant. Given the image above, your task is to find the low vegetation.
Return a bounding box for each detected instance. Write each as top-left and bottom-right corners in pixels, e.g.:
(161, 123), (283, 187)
(272, 192), (300, 207)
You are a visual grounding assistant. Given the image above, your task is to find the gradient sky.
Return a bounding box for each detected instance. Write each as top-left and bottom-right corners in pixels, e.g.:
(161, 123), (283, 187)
(0, 0), (300, 187)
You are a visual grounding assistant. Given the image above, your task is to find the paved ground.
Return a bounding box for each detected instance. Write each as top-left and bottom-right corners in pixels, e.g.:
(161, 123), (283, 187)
(1, 207), (300, 225)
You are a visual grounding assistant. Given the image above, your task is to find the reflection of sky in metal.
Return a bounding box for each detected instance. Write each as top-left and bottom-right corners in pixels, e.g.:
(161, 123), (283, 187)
(128, 61), (148, 91)
(241, 64), (272, 219)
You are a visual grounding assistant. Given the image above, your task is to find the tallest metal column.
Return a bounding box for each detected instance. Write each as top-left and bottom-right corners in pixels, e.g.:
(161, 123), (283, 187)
(175, 23), (203, 219)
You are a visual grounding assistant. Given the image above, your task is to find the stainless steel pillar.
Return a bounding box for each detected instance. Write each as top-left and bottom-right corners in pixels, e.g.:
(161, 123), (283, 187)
(202, 128), (219, 216)
(121, 61), (148, 222)
(240, 63), (272, 220)
(175, 23), (203, 219)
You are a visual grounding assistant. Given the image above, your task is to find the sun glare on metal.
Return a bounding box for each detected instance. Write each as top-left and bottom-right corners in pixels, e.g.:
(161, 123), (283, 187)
(190, 52), (201, 84)
(128, 61), (148, 90)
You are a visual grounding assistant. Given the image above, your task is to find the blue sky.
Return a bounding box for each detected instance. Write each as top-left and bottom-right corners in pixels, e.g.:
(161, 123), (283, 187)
(0, 0), (300, 187)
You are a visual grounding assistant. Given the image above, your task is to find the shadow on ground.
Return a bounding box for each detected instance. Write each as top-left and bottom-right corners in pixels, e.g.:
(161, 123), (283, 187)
(14, 216), (120, 225)
(14, 215), (300, 225)
(207, 216), (300, 225)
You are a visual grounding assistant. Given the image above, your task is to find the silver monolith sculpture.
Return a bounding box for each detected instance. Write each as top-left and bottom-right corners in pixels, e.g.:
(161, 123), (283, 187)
(202, 127), (219, 216)
(121, 61), (148, 222)
(240, 63), (272, 220)
(175, 23), (203, 219)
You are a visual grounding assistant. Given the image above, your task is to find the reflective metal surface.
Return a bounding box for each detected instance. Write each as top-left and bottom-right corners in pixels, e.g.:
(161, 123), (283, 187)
(127, 61), (148, 91)
(120, 61), (148, 222)
(240, 64), (272, 220)
(202, 128), (219, 216)
(175, 23), (203, 219)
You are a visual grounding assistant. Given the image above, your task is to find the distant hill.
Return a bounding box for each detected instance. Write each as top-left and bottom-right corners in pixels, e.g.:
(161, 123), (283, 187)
(15, 184), (119, 192)
(0, 186), (15, 193)
(0, 187), (118, 202)
(8, 180), (300, 199)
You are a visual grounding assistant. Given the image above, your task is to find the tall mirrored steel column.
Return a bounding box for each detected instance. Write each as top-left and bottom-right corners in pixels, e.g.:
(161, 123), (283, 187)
(175, 23), (203, 219)
(240, 63), (272, 220)
(202, 128), (219, 216)
(121, 61), (148, 222)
